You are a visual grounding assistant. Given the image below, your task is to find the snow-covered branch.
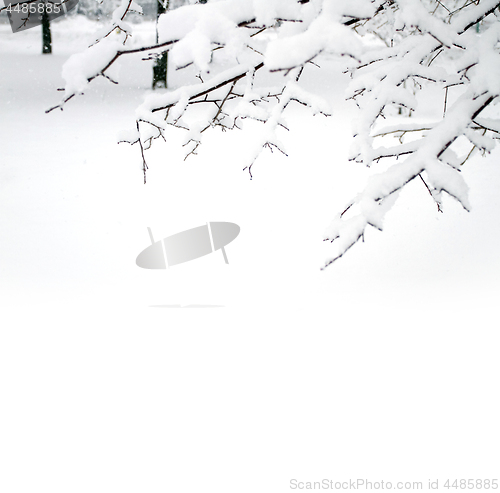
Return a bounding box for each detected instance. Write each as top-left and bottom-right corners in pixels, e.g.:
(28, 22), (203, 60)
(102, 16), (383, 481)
(48, 0), (500, 268)
(323, 0), (500, 267)
(47, 0), (375, 183)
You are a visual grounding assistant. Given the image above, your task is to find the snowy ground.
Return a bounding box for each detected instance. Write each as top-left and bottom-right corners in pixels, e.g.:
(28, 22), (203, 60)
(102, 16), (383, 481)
(1, 16), (499, 493)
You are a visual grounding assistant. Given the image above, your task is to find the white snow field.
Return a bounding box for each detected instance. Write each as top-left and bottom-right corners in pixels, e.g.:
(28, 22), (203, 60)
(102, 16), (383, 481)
(1, 15), (499, 493)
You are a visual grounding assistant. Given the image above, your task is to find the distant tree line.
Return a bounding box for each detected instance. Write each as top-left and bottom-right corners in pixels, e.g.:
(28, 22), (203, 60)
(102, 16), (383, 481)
(74, 0), (189, 21)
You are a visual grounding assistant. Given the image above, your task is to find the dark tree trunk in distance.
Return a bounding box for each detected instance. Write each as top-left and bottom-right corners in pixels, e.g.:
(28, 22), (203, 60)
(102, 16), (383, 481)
(153, 52), (168, 88)
(152, 0), (169, 89)
(42, 11), (52, 54)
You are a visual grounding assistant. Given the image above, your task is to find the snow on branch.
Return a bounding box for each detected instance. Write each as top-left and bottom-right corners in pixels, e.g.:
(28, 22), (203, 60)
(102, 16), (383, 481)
(48, 0), (500, 268)
(48, 0), (374, 181)
(323, 0), (500, 268)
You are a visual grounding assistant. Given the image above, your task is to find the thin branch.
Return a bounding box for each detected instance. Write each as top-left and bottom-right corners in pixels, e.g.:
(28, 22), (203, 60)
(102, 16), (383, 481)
(419, 173), (443, 212)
